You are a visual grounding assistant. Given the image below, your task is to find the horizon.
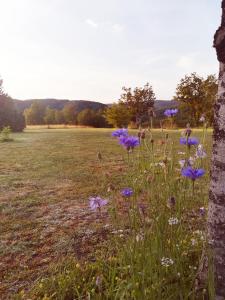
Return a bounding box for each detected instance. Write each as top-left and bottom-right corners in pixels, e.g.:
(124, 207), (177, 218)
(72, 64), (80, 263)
(14, 98), (173, 103)
(0, 0), (221, 103)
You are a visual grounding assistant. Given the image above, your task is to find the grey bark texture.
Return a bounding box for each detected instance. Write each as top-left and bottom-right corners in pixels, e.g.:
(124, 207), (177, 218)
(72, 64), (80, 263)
(208, 1), (225, 299)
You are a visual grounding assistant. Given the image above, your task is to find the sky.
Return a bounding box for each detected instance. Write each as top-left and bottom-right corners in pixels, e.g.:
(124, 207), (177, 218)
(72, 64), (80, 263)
(0, 0), (222, 103)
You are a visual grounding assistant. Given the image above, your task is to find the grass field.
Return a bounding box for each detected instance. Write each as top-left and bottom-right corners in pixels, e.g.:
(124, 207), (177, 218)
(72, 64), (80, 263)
(0, 127), (212, 299)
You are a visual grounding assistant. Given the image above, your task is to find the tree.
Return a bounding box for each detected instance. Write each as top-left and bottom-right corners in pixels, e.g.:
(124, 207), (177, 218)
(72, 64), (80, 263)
(55, 110), (65, 124)
(62, 103), (77, 124)
(44, 107), (56, 125)
(0, 79), (25, 132)
(90, 110), (109, 128)
(105, 102), (132, 128)
(24, 102), (45, 125)
(174, 73), (218, 126)
(77, 108), (95, 126)
(208, 1), (225, 299)
(119, 83), (156, 125)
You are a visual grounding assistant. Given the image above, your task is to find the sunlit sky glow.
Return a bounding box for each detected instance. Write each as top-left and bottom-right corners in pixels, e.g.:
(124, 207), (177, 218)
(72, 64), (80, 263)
(0, 0), (221, 103)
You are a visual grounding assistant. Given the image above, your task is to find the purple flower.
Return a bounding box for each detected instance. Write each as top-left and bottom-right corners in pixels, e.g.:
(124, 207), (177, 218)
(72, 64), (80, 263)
(180, 137), (199, 146)
(181, 167), (205, 181)
(164, 109), (178, 117)
(89, 196), (108, 211)
(121, 188), (133, 197)
(119, 135), (140, 150)
(112, 128), (128, 137)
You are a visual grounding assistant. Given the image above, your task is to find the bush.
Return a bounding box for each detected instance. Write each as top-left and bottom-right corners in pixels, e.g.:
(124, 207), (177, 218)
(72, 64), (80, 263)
(0, 126), (13, 142)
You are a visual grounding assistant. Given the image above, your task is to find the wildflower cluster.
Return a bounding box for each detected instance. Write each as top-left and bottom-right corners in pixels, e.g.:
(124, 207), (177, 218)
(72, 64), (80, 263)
(161, 257), (174, 267)
(179, 124), (206, 183)
(168, 217), (179, 225)
(112, 128), (140, 151)
(180, 137), (199, 146)
(79, 114), (209, 300)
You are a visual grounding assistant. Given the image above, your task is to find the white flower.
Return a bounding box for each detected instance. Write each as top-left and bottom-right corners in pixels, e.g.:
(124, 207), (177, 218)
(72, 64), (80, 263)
(179, 157), (195, 169)
(199, 115), (206, 123)
(168, 217), (179, 225)
(136, 233), (144, 242)
(188, 156), (195, 165)
(161, 257), (174, 267)
(191, 238), (197, 246)
(179, 159), (186, 168)
(196, 144), (207, 158)
(178, 151), (185, 155)
(194, 230), (205, 241)
(112, 229), (124, 234)
(151, 162), (166, 168)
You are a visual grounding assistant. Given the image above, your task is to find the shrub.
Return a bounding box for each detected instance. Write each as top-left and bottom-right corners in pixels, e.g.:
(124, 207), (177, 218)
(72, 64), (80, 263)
(0, 126), (13, 142)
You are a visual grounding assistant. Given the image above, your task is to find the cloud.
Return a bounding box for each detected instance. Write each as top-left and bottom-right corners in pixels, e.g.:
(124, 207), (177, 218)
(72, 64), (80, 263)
(85, 19), (98, 28)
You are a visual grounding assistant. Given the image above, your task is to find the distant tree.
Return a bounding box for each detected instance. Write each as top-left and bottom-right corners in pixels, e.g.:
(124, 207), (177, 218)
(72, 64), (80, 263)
(44, 107), (56, 125)
(77, 108), (109, 128)
(62, 104), (77, 124)
(0, 79), (25, 131)
(92, 110), (109, 128)
(105, 102), (132, 128)
(174, 73), (218, 126)
(55, 110), (65, 124)
(77, 108), (95, 126)
(24, 102), (45, 125)
(119, 83), (156, 125)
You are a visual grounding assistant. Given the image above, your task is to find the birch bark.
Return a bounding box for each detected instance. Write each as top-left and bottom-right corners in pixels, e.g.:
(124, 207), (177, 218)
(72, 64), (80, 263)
(208, 1), (225, 299)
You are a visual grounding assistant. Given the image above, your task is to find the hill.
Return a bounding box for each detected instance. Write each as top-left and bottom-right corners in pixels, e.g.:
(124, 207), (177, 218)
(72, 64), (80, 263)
(13, 98), (177, 114)
(13, 99), (107, 113)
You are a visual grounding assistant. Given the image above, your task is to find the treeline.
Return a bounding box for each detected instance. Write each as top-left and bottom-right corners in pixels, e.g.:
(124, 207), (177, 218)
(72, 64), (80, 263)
(24, 102), (109, 127)
(0, 71), (218, 132)
(0, 80), (25, 132)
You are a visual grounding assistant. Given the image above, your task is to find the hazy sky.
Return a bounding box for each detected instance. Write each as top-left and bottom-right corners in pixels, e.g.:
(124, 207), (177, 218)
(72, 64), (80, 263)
(0, 0), (221, 102)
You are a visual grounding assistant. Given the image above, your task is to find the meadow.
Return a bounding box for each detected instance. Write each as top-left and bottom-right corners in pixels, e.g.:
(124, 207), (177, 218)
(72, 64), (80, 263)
(0, 127), (212, 299)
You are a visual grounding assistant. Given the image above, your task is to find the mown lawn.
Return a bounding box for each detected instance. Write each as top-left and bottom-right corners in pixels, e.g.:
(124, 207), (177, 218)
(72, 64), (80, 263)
(0, 127), (212, 299)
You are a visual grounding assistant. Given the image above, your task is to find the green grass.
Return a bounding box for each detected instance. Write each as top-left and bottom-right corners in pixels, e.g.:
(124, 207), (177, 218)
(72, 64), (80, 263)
(0, 127), (212, 299)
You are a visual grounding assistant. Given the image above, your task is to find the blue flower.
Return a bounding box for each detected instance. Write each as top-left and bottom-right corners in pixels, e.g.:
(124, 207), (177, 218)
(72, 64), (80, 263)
(164, 109), (178, 117)
(181, 167), (205, 181)
(119, 135), (140, 150)
(112, 128), (128, 137)
(180, 137), (199, 146)
(121, 188), (133, 197)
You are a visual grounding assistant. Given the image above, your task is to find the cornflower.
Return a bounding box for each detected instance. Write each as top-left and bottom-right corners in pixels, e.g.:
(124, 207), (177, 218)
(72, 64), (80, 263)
(112, 128), (128, 137)
(121, 188), (133, 197)
(164, 109), (178, 117)
(181, 167), (205, 181)
(119, 135), (139, 151)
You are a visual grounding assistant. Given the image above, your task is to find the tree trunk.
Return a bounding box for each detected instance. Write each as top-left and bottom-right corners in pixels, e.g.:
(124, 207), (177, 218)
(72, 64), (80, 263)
(208, 1), (225, 299)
